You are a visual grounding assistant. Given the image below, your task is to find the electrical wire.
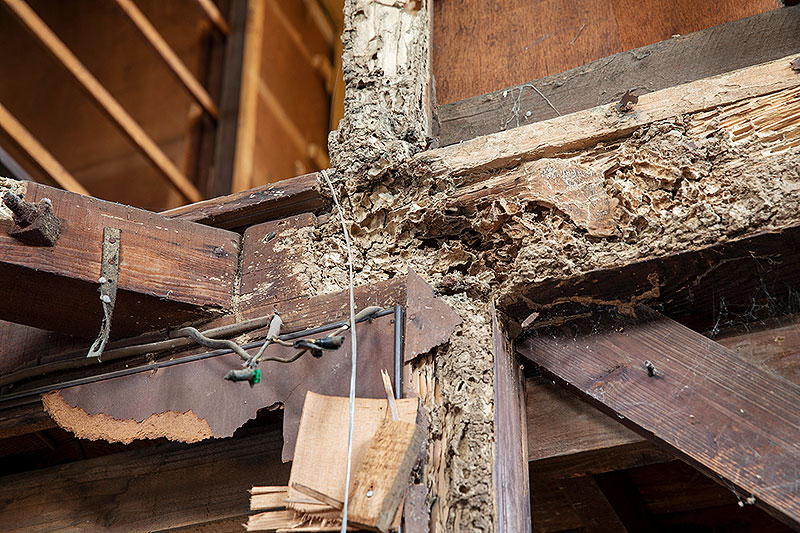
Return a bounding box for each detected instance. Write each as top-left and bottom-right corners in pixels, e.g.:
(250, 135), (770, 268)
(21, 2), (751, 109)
(320, 168), (358, 533)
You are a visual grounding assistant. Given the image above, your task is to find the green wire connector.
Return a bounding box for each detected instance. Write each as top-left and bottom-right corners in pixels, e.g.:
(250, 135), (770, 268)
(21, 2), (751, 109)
(252, 368), (261, 384)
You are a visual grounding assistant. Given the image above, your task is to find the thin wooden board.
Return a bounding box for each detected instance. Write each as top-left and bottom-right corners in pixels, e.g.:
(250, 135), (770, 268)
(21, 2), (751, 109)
(287, 392), (418, 517)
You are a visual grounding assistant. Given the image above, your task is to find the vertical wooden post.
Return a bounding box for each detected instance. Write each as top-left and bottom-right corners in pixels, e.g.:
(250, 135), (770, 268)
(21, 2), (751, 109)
(492, 302), (532, 532)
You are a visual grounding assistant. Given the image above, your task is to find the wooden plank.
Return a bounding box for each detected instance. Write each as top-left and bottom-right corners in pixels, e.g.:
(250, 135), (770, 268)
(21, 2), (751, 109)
(206, 0), (247, 198)
(0, 400), (55, 440)
(0, 179), (238, 337)
(506, 224), (800, 334)
(417, 54), (800, 181)
(555, 475), (627, 532)
(518, 306), (800, 528)
(239, 213), (316, 307)
(432, 0), (777, 105)
(2, 0), (202, 203)
(526, 377), (671, 480)
(438, 6), (800, 146)
(0, 426), (290, 532)
(231, 0), (265, 192)
(349, 418), (425, 532)
(115, 0), (219, 119)
(492, 303), (531, 533)
(0, 101), (88, 195)
(195, 0), (230, 35)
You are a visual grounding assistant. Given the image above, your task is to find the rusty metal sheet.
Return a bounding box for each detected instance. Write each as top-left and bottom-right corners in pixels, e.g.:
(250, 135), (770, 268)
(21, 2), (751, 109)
(56, 314), (396, 461)
(404, 269), (462, 362)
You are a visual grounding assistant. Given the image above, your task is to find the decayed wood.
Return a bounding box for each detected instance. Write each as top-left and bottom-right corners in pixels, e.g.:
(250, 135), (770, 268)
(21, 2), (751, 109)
(491, 303), (531, 533)
(349, 418), (425, 532)
(416, 55), (800, 181)
(0, 426), (290, 532)
(438, 6), (800, 146)
(0, 101), (88, 195)
(2, 0), (203, 203)
(250, 486), (288, 511)
(115, 0), (219, 119)
(0, 179), (238, 337)
(518, 306), (800, 528)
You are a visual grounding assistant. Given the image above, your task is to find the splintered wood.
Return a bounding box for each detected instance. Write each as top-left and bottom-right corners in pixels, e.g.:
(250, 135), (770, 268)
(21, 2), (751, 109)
(349, 418), (425, 531)
(247, 392), (422, 532)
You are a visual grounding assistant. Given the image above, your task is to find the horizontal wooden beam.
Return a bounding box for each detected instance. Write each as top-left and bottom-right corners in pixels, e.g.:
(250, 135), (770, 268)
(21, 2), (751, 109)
(416, 54), (800, 182)
(162, 172), (325, 230)
(438, 6), (800, 146)
(2, 0), (203, 203)
(0, 179), (239, 337)
(0, 425), (289, 531)
(518, 306), (800, 527)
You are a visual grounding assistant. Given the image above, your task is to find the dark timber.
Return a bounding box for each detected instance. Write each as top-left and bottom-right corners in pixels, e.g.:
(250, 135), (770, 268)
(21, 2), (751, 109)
(518, 306), (800, 528)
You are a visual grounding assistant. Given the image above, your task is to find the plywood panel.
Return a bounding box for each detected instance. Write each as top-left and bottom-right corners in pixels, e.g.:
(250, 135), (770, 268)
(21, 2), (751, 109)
(433, 0), (779, 104)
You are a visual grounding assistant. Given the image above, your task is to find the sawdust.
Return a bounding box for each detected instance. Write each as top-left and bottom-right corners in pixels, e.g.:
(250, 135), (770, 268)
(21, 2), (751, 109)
(42, 390), (213, 444)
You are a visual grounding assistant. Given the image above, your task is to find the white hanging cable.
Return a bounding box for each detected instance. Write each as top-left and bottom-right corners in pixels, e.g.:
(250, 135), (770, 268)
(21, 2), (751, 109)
(320, 169), (358, 533)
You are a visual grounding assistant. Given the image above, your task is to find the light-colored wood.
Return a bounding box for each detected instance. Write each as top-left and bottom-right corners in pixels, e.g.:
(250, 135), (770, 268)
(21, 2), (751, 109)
(349, 418), (424, 532)
(250, 488), (288, 511)
(115, 0), (219, 119)
(195, 0), (230, 35)
(231, 0), (265, 192)
(287, 392), (419, 518)
(417, 54), (800, 181)
(246, 510), (298, 532)
(0, 100), (88, 195)
(3, 0), (203, 202)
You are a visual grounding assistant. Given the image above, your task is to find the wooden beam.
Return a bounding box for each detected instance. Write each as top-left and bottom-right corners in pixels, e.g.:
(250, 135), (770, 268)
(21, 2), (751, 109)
(518, 306), (800, 527)
(206, 0), (247, 198)
(492, 303), (531, 532)
(415, 54), (800, 181)
(231, 0), (265, 193)
(555, 475), (627, 532)
(115, 0), (219, 119)
(0, 100), (88, 195)
(2, 0), (203, 203)
(162, 171), (324, 231)
(0, 179), (238, 337)
(0, 426), (290, 532)
(195, 0), (230, 35)
(438, 6), (800, 146)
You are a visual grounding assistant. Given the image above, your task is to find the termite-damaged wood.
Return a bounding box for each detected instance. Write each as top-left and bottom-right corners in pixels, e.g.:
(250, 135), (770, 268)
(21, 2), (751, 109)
(0, 425), (290, 532)
(0, 179), (239, 337)
(437, 6), (800, 146)
(163, 172), (325, 231)
(414, 55), (800, 182)
(518, 306), (800, 528)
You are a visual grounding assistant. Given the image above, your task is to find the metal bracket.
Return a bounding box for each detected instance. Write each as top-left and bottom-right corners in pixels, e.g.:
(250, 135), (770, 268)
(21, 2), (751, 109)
(87, 227), (121, 360)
